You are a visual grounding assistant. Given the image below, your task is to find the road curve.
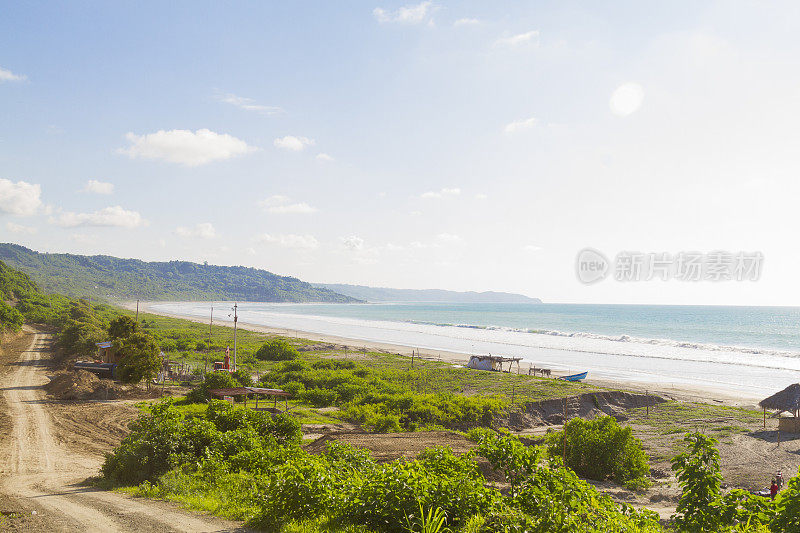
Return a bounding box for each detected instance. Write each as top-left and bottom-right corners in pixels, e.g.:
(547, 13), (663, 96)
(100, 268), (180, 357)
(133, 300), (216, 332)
(0, 329), (247, 532)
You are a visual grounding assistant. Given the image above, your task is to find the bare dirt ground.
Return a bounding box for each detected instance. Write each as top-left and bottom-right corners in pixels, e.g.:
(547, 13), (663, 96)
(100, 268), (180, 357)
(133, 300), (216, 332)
(0, 327), (249, 532)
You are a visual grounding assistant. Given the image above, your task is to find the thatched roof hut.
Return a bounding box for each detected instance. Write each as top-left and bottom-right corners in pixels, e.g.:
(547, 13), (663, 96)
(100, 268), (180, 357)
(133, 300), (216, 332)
(759, 383), (800, 416)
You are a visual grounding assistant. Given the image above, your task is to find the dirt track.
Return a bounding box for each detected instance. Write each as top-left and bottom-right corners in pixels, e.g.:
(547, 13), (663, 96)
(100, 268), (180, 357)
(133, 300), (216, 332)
(0, 328), (247, 532)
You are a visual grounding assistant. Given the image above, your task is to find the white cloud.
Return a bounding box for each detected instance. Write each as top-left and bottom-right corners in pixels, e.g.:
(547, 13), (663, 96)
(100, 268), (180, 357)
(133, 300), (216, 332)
(437, 232), (462, 242)
(504, 116), (537, 134)
(83, 179), (114, 195)
(257, 233), (319, 249)
(494, 30), (539, 48)
(258, 195), (317, 214)
(120, 129), (256, 166)
(454, 18), (479, 27)
(0, 179), (41, 216)
(374, 1), (433, 24)
(420, 187), (461, 199)
(269, 203), (316, 214)
(260, 195), (290, 206)
(274, 135), (315, 152)
(216, 93), (283, 115)
(52, 206), (144, 228)
(0, 67), (26, 83)
(175, 222), (216, 239)
(609, 82), (645, 116)
(6, 222), (36, 234)
(410, 240), (439, 249)
(316, 153), (335, 162)
(474, 193), (487, 200)
(341, 235), (365, 251)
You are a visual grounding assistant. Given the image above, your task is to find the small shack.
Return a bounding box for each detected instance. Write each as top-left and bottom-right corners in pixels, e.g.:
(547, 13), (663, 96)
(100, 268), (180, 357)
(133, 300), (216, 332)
(96, 341), (122, 364)
(467, 354), (522, 373)
(759, 383), (800, 433)
(208, 387), (292, 412)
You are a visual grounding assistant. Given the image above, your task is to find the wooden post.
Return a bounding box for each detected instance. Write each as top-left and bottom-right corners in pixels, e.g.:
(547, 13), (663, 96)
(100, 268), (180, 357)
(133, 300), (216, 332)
(646, 390), (649, 417)
(563, 397), (568, 460)
(764, 407), (766, 429)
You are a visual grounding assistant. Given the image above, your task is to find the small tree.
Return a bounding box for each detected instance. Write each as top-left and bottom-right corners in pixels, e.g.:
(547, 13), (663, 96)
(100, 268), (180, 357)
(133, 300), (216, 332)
(671, 432), (723, 532)
(108, 315), (140, 340)
(115, 331), (162, 385)
(255, 339), (299, 361)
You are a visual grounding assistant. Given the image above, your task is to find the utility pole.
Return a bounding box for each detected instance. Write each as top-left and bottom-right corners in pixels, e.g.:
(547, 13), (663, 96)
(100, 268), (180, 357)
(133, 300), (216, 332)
(135, 299), (139, 322)
(233, 302), (238, 371)
(205, 306), (212, 375)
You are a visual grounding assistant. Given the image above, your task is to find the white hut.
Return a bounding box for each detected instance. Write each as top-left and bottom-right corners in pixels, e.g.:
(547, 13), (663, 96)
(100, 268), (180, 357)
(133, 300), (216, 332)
(467, 354), (522, 373)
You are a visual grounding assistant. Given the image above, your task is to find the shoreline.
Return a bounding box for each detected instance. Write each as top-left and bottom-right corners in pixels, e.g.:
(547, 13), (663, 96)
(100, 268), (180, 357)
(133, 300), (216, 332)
(122, 301), (765, 408)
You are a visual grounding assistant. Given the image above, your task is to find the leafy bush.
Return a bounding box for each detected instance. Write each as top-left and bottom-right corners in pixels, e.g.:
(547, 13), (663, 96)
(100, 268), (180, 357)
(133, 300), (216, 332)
(231, 368), (254, 387)
(671, 432), (724, 532)
(775, 467), (800, 532)
(187, 371), (239, 403)
(545, 416), (650, 488)
(102, 400), (302, 486)
(108, 315), (140, 340)
(0, 301), (24, 332)
(300, 388), (338, 407)
(341, 451), (496, 532)
(115, 331), (162, 384)
(255, 339), (299, 361)
(475, 431), (661, 533)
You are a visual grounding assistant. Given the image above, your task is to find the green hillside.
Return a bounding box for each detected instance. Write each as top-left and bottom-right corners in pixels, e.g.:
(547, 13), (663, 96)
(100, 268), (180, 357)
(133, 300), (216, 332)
(0, 243), (357, 303)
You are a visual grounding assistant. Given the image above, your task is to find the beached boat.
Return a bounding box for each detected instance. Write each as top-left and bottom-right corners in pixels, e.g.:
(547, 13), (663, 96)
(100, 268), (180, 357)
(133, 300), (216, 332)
(561, 371), (588, 382)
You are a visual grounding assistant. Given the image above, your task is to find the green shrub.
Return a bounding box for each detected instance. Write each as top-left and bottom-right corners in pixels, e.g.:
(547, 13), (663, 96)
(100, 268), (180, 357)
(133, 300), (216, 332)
(671, 432), (723, 532)
(253, 452), (335, 529)
(300, 388), (338, 407)
(101, 400), (215, 484)
(255, 339), (299, 361)
(775, 467), (800, 532)
(0, 301), (24, 332)
(231, 368), (254, 387)
(545, 416), (650, 488)
(187, 371), (238, 403)
(341, 451), (497, 532)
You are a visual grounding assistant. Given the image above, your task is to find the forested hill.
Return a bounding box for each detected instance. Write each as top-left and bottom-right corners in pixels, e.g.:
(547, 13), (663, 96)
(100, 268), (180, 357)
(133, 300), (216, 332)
(0, 243), (358, 303)
(315, 283), (542, 304)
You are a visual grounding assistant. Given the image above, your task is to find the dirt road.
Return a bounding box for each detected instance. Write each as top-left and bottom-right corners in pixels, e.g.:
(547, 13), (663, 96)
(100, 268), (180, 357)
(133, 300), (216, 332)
(0, 328), (247, 532)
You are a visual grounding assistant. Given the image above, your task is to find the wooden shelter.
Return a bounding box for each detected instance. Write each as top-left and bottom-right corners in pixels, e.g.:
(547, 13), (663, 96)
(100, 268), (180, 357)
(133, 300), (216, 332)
(95, 341), (122, 364)
(208, 387), (292, 411)
(759, 383), (800, 433)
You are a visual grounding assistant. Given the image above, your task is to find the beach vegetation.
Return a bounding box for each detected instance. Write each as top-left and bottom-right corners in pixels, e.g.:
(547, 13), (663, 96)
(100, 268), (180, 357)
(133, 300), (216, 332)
(545, 415), (651, 489)
(255, 339), (299, 361)
(101, 400), (663, 532)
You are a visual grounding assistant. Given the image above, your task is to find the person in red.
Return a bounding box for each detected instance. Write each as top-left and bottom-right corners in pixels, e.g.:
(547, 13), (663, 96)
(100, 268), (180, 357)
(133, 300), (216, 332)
(770, 478), (778, 500)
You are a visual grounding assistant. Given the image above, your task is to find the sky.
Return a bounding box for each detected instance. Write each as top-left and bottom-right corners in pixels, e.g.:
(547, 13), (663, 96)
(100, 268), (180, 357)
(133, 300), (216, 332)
(2, 1), (800, 305)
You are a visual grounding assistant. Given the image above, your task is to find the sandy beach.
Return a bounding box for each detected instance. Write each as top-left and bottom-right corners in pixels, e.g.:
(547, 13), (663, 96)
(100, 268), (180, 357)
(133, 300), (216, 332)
(124, 301), (766, 407)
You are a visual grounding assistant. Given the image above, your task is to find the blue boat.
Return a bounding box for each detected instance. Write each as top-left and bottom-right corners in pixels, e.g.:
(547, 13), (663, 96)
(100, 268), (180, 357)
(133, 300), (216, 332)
(561, 371), (588, 382)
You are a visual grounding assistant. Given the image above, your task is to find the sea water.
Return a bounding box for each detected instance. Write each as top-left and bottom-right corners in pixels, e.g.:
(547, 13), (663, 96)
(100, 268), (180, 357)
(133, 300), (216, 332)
(150, 302), (800, 398)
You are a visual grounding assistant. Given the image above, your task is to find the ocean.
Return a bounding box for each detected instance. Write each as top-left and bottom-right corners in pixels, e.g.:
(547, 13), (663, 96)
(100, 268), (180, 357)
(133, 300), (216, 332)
(149, 302), (800, 398)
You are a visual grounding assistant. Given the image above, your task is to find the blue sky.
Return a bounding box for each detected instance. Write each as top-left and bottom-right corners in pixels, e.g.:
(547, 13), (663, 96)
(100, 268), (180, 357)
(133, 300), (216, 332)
(2, 1), (800, 305)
